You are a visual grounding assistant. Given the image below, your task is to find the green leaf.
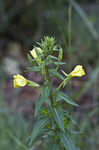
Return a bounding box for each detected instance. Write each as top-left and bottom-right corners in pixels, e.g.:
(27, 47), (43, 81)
(27, 66), (41, 72)
(57, 92), (79, 107)
(49, 69), (65, 80)
(7, 130), (28, 150)
(47, 144), (60, 150)
(53, 107), (64, 132)
(41, 82), (51, 105)
(67, 128), (79, 135)
(29, 117), (49, 145)
(60, 133), (76, 150)
(64, 111), (77, 125)
(48, 55), (58, 60)
(34, 95), (44, 117)
(54, 61), (66, 65)
(35, 82), (51, 117)
(27, 80), (40, 88)
(35, 83), (51, 117)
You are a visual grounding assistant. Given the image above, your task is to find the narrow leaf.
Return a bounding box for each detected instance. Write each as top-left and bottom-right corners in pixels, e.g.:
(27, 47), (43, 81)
(67, 128), (79, 135)
(53, 107), (64, 131)
(64, 111), (77, 125)
(27, 66), (41, 72)
(54, 61), (66, 65)
(48, 144), (60, 150)
(34, 96), (44, 117)
(61, 133), (76, 150)
(58, 92), (79, 107)
(49, 69), (65, 80)
(30, 117), (49, 145)
(48, 55), (58, 60)
(27, 80), (40, 88)
(41, 83), (51, 105)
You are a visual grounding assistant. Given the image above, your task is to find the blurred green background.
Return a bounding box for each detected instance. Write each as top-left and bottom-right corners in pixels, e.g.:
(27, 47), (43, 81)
(0, 0), (99, 149)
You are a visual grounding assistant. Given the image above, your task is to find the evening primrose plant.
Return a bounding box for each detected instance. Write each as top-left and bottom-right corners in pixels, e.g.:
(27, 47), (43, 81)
(13, 36), (85, 150)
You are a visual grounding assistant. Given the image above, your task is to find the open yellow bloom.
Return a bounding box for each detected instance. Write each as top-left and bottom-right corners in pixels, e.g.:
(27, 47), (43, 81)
(30, 47), (43, 64)
(70, 65), (85, 77)
(13, 74), (27, 88)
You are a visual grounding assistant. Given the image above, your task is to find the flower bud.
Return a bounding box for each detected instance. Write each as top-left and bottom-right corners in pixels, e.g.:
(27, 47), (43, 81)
(58, 48), (63, 61)
(13, 74), (40, 88)
(70, 65), (85, 77)
(30, 47), (43, 64)
(13, 74), (27, 88)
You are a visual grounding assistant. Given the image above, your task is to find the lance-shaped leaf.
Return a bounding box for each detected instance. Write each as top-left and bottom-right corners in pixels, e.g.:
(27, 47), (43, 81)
(60, 133), (76, 150)
(30, 117), (49, 145)
(53, 107), (64, 132)
(47, 55), (58, 60)
(49, 69), (65, 80)
(27, 66), (41, 72)
(35, 83), (51, 117)
(64, 111), (77, 125)
(67, 128), (79, 135)
(27, 80), (40, 88)
(34, 95), (44, 117)
(41, 82), (51, 105)
(54, 61), (66, 65)
(48, 144), (60, 150)
(57, 92), (79, 107)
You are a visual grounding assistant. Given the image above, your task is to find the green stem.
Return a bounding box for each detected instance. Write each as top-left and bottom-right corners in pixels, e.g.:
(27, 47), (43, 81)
(68, 0), (72, 58)
(56, 75), (72, 91)
(46, 67), (54, 105)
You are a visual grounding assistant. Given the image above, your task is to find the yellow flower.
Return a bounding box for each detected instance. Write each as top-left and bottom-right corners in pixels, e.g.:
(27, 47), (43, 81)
(13, 74), (27, 88)
(70, 65), (85, 77)
(30, 47), (43, 64)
